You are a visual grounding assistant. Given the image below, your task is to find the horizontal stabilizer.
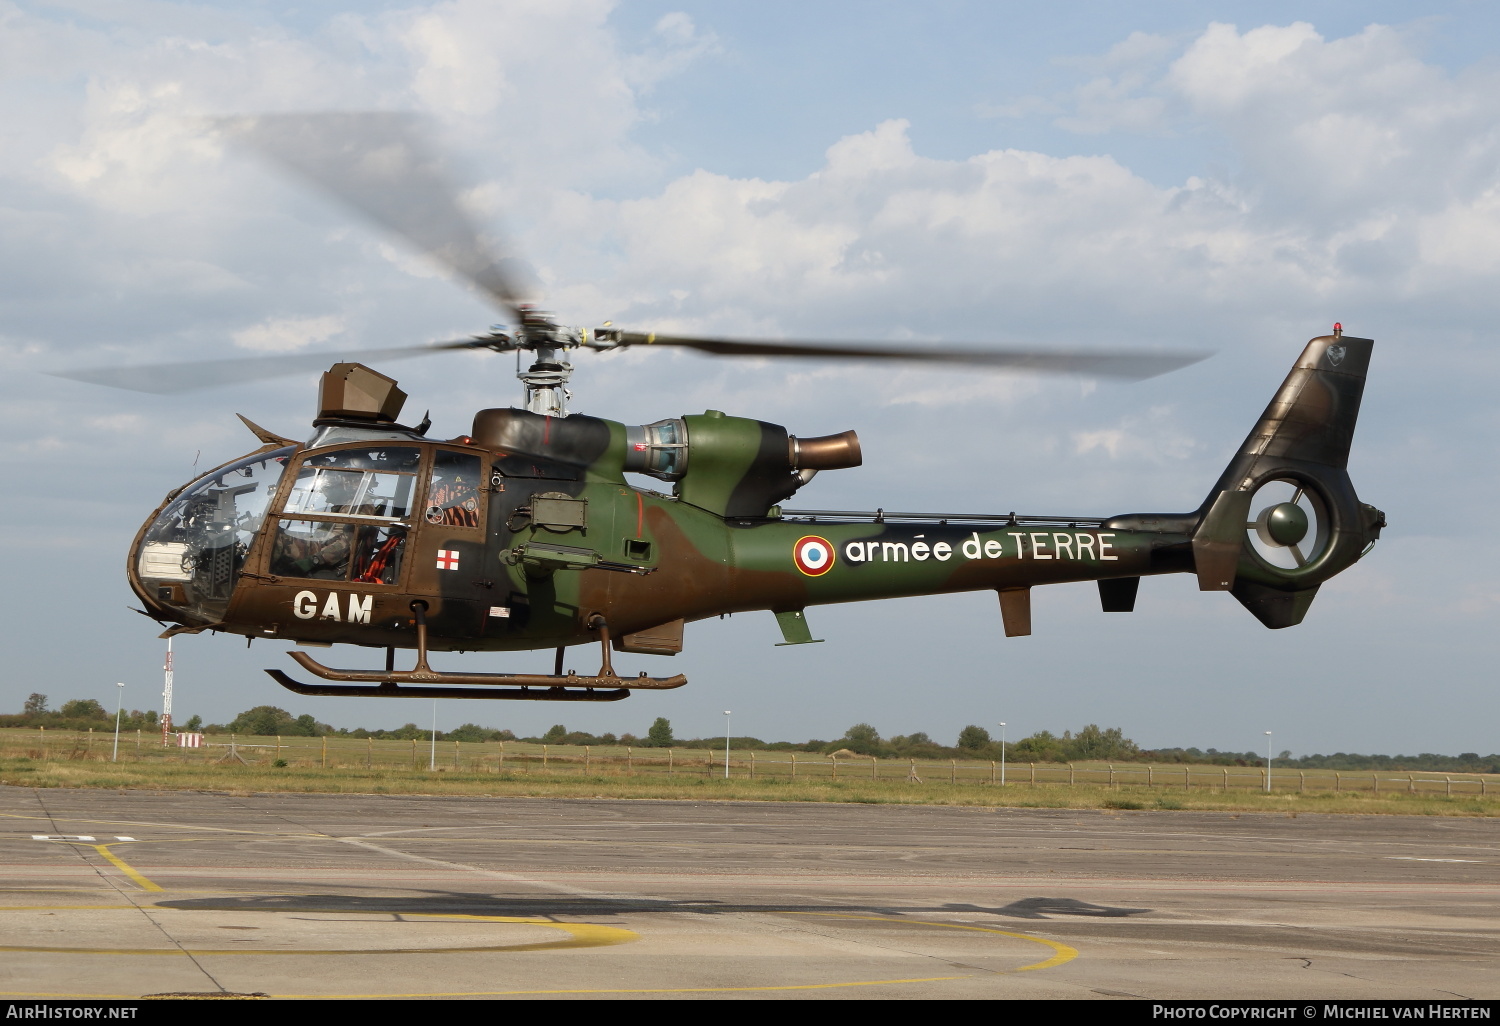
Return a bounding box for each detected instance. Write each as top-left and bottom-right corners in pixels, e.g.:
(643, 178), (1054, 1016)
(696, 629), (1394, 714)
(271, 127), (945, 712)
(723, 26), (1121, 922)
(1098, 577), (1139, 612)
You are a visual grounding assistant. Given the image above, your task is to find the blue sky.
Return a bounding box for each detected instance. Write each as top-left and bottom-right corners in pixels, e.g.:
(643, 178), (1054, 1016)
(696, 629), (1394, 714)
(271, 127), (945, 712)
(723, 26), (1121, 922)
(1, 1), (1496, 754)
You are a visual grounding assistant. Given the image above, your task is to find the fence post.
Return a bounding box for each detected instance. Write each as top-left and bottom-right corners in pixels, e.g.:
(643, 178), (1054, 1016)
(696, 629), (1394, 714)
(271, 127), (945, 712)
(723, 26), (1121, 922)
(585, 745), (590, 773)
(869, 754), (875, 780)
(950, 759), (956, 784)
(628, 746), (634, 772)
(136, 728), (141, 755)
(1185, 766), (1190, 792)
(790, 752), (796, 779)
(1299, 771), (1305, 793)
(1147, 764), (1153, 787)
(276, 736), (281, 762)
(1109, 764), (1115, 787)
(1335, 772), (1340, 792)
(1222, 767), (1228, 791)
(1031, 762), (1036, 785)
(321, 736), (327, 768)
(1446, 776), (1452, 796)
(367, 737), (372, 769)
(411, 737), (417, 769)
(543, 744), (549, 770)
(1069, 764), (1075, 787)
(667, 748), (672, 776)
(39, 725), (45, 761)
(455, 739), (460, 769)
(990, 760), (996, 785)
(498, 741), (505, 769)
(831, 756), (837, 781)
(88, 727), (93, 752)
(1408, 774), (1415, 793)
(751, 751), (757, 780)
(1372, 773), (1378, 794)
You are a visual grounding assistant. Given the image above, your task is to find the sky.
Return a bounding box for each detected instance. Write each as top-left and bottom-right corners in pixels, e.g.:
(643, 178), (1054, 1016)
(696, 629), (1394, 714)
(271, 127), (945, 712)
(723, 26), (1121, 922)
(2, 0), (1497, 755)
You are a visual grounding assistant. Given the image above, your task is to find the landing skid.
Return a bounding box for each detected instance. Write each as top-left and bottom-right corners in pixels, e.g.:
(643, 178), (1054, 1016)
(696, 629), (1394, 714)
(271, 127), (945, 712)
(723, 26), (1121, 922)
(264, 604), (687, 702)
(266, 669), (634, 702)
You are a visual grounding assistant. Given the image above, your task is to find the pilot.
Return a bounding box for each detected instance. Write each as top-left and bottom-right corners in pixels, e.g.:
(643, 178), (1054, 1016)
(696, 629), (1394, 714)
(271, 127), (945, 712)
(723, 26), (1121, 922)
(312, 469), (364, 515)
(272, 523), (352, 580)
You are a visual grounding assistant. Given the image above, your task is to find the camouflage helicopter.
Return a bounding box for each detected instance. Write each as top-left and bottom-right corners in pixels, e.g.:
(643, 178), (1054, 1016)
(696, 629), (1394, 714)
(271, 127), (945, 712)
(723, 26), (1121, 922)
(62, 115), (1385, 704)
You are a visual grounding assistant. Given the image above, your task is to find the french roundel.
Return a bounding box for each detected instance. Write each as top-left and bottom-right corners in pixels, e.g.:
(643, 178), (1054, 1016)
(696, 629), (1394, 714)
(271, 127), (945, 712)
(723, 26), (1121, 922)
(793, 535), (835, 577)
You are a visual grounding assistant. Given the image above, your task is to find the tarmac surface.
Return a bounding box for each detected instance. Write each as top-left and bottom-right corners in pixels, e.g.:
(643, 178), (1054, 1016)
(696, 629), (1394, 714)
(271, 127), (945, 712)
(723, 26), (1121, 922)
(0, 786), (1496, 1000)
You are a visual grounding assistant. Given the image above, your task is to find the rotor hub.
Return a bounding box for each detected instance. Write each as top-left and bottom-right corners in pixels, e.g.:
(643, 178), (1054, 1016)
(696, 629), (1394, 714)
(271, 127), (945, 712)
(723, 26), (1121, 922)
(1257, 501), (1309, 547)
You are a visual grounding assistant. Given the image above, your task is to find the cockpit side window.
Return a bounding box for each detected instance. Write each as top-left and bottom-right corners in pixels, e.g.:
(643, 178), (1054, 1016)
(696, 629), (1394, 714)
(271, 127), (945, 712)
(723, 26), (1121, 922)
(270, 520), (406, 584)
(283, 447), (420, 520)
(269, 446), (422, 585)
(424, 450), (483, 528)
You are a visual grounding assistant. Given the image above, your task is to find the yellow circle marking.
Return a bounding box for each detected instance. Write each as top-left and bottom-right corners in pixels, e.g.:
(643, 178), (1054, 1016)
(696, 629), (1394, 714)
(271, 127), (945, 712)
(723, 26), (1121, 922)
(0, 906), (1076, 997)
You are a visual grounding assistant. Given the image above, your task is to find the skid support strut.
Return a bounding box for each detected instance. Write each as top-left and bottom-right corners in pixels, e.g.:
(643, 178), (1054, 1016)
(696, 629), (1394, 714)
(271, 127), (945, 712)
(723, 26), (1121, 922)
(264, 601), (687, 701)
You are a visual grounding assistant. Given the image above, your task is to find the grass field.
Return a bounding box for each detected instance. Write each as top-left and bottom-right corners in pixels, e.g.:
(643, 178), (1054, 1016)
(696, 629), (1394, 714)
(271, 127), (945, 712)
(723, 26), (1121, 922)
(3, 728), (1496, 816)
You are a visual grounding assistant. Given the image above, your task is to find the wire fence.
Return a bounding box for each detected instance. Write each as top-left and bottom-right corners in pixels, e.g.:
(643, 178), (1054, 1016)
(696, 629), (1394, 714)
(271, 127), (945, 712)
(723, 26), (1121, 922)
(3, 727), (1495, 796)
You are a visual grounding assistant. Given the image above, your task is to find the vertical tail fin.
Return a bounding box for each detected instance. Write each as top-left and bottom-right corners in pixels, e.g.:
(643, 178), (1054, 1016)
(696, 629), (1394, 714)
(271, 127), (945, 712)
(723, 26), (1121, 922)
(1193, 333), (1385, 627)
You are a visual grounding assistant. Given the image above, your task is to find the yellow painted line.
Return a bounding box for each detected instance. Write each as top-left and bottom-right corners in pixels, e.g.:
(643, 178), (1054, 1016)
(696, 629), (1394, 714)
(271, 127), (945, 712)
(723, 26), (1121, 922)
(23, 836), (167, 892)
(284, 975), (972, 998)
(0, 905), (139, 910)
(90, 844), (163, 892)
(0, 992), (151, 1000)
(776, 911), (1079, 971)
(0, 905), (1073, 997)
(0, 911), (635, 956)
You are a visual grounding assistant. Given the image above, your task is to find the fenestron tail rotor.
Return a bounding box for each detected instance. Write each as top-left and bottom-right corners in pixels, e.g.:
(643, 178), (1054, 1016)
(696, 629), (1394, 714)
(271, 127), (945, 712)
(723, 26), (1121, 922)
(1246, 477), (1329, 571)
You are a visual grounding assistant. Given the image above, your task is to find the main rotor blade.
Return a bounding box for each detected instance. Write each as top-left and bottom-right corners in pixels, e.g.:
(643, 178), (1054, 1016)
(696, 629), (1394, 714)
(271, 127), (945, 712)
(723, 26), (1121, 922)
(613, 332), (1209, 380)
(217, 112), (532, 321)
(49, 339), (494, 395)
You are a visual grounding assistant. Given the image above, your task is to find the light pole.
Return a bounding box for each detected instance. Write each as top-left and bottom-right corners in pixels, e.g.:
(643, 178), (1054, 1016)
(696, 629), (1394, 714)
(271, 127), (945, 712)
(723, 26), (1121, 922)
(999, 722), (1006, 786)
(112, 683), (125, 763)
(1264, 731), (1273, 793)
(723, 711), (732, 779)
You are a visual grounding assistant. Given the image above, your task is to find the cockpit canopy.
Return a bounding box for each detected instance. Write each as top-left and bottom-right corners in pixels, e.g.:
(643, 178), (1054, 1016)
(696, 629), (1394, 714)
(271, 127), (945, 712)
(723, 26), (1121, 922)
(134, 445), (296, 623)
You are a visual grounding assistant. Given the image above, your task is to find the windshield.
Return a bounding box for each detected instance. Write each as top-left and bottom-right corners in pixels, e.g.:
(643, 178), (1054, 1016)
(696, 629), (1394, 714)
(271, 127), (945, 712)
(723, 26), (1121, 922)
(135, 445), (296, 623)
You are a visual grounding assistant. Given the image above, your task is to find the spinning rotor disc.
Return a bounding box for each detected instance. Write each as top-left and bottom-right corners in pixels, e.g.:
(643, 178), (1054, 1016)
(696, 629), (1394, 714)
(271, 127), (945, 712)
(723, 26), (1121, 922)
(49, 112), (1211, 402)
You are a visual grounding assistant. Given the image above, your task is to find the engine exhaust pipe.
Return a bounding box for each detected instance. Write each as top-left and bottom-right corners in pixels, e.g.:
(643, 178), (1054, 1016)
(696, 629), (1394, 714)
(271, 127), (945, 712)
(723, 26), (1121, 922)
(790, 430), (862, 471)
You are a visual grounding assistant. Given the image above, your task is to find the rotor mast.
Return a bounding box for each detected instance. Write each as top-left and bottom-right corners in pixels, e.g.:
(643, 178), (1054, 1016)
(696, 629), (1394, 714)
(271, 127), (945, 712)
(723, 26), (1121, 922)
(510, 307), (585, 417)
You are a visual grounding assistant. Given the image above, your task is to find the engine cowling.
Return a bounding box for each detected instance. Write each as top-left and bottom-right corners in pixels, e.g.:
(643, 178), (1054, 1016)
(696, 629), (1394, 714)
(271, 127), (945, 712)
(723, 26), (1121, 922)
(626, 412), (861, 517)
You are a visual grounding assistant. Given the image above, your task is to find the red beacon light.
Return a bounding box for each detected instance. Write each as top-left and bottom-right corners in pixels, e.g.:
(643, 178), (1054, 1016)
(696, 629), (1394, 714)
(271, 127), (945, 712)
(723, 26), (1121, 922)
(1332, 322), (1342, 337)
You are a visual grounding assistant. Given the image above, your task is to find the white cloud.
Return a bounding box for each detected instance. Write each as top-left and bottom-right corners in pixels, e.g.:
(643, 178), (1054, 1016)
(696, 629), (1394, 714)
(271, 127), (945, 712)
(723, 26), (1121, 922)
(232, 314), (345, 352)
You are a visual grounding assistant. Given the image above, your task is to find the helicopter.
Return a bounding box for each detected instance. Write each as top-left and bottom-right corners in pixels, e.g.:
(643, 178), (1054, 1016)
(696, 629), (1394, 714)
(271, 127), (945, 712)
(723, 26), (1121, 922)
(60, 114), (1385, 704)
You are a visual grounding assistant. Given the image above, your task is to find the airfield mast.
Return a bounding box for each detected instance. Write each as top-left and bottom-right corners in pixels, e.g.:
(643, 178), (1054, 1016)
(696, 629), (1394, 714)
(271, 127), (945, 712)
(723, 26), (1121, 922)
(161, 637), (174, 746)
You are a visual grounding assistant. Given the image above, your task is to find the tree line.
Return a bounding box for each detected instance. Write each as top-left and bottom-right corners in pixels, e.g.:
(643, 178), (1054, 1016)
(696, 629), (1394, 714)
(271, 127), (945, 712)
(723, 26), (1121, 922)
(6, 695), (1497, 772)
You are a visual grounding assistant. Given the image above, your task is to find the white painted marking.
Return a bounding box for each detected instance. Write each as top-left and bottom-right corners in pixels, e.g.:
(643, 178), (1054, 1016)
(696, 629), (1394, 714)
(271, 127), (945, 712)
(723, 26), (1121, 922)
(115, 836), (135, 842)
(32, 835), (96, 841)
(1385, 857), (1483, 863)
